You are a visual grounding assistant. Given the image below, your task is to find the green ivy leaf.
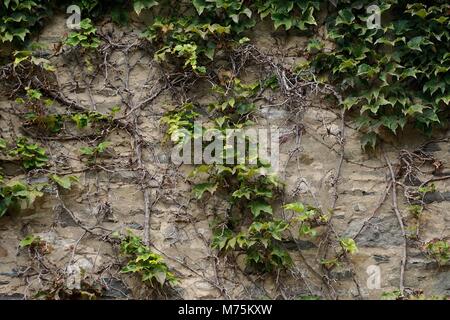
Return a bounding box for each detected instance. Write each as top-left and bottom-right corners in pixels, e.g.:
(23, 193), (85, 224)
(361, 132), (377, 150)
(50, 174), (79, 190)
(340, 238), (358, 254)
(249, 200), (273, 218)
(192, 0), (207, 15)
(283, 202), (305, 213)
(20, 235), (40, 248)
(133, 0), (159, 15)
(335, 9), (355, 26)
(193, 183), (217, 199)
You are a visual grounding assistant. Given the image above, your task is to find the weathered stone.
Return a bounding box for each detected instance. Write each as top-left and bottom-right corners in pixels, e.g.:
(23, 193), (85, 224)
(373, 255), (390, 263)
(344, 215), (403, 247)
(126, 222), (144, 230)
(66, 258), (94, 290)
(284, 240), (316, 250)
(110, 170), (137, 184)
(0, 246), (7, 258)
(431, 271), (450, 296)
(56, 207), (80, 227)
(353, 203), (366, 213)
(330, 268), (353, 281)
(407, 257), (438, 270)
(423, 192), (450, 204)
(192, 281), (219, 299)
(0, 293), (24, 300)
(102, 278), (131, 299)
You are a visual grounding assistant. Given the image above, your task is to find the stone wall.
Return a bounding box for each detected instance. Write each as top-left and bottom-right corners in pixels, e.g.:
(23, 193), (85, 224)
(0, 14), (448, 300)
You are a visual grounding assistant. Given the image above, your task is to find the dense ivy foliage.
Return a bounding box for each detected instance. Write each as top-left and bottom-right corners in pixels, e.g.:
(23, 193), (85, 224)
(119, 232), (178, 287)
(143, 0), (323, 73)
(0, 180), (44, 218)
(311, 0), (450, 148)
(142, 17), (234, 74)
(162, 78), (296, 272)
(1, 0), (449, 297)
(0, 0), (50, 45)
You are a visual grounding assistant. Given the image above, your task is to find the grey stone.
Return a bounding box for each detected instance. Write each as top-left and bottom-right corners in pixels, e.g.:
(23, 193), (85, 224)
(110, 170), (137, 184)
(28, 176), (49, 184)
(285, 240), (316, 250)
(0, 293), (24, 300)
(125, 222), (143, 230)
(422, 142), (441, 153)
(102, 278), (131, 299)
(423, 192), (450, 204)
(56, 207), (79, 227)
(373, 255), (390, 263)
(330, 268), (353, 281)
(66, 258), (94, 290)
(407, 257), (438, 270)
(344, 215), (403, 247)
(404, 173), (422, 186)
(259, 106), (288, 120)
(353, 203), (366, 213)
(0, 270), (19, 277)
(431, 271), (450, 296)
(157, 153), (169, 163)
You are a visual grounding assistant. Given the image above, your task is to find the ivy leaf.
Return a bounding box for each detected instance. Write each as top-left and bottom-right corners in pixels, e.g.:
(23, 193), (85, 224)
(154, 271), (167, 286)
(192, 0), (207, 15)
(13, 50), (31, 65)
(407, 36), (432, 51)
(193, 183), (217, 199)
(80, 147), (94, 156)
(361, 132), (377, 150)
(20, 235), (40, 248)
(357, 64), (378, 78)
(133, 0), (159, 15)
(401, 67), (421, 79)
(50, 175), (79, 190)
(12, 28), (29, 42)
(232, 187), (252, 200)
(299, 224), (317, 237)
(381, 116), (404, 134)
(342, 96), (360, 110)
(283, 202), (305, 213)
(436, 94), (450, 105)
(204, 42), (216, 61)
(335, 9), (355, 26)
(340, 238), (358, 254)
(423, 79), (446, 96)
(272, 14), (293, 30)
(297, 7), (317, 30)
(97, 141), (111, 153)
(249, 200), (273, 218)
(404, 104), (425, 116)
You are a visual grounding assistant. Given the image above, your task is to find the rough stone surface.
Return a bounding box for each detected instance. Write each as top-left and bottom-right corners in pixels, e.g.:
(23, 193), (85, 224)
(0, 15), (448, 300)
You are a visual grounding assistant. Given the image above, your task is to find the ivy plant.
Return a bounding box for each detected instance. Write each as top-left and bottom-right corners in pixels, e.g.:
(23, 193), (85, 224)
(310, 1), (450, 149)
(65, 18), (101, 49)
(80, 141), (111, 164)
(424, 239), (449, 267)
(163, 78), (294, 273)
(0, 180), (44, 218)
(119, 231), (178, 287)
(0, 0), (50, 45)
(9, 137), (48, 170)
